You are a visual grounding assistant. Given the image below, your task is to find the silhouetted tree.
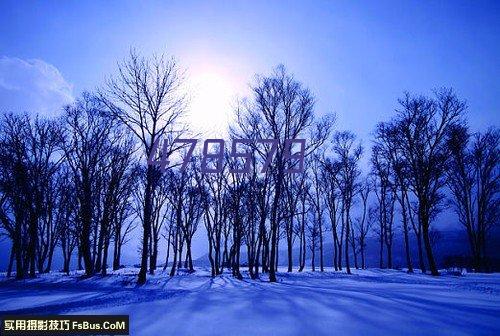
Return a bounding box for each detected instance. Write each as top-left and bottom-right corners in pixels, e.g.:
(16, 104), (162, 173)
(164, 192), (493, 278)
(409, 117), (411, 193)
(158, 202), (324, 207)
(371, 145), (396, 269)
(392, 89), (465, 275)
(332, 131), (362, 274)
(447, 126), (499, 271)
(99, 50), (187, 284)
(62, 94), (115, 276)
(374, 121), (414, 272)
(232, 65), (332, 281)
(307, 155), (326, 271)
(322, 158), (342, 271)
(0, 113), (63, 278)
(355, 178), (372, 270)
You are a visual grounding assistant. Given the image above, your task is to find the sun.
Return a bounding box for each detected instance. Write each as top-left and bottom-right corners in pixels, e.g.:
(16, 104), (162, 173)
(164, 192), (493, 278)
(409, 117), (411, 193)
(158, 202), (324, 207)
(188, 70), (235, 137)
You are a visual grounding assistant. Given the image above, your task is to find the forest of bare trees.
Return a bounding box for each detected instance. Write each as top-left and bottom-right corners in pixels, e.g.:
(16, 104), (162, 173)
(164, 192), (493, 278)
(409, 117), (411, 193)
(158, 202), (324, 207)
(0, 51), (498, 284)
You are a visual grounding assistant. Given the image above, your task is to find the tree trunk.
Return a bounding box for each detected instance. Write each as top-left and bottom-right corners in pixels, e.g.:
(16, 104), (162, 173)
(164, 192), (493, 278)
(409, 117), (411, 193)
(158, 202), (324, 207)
(63, 255), (71, 275)
(14, 218), (24, 279)
(298, 199), (306, 272)
(77, 247), (83, 271)
(170, 229), (178, 276)
(138, 166), (154, 284)
(44, 244), (55, 273)
(379, 230), (384, 268)
(421, 212), (439, 276)
(254, 232), (261, 278)
(207, 235), (215, 277)
(163, 230), (172, 272)
(187, 239), (194, 272)
(415, 228), (426, 273)
(401, 204), (413, 273)
(177, 238), (184, 269)
(345, 205), (351, 274)
(360, 241), (366, 269)
(311, 245), (316, 272)
(113, 239), (121, 271)
(332, 229), (338, 271)
(386, 242), (392, 269)
(28, 214), (37, 278)
(261, 237), (268, 273)
(319, 218), (324, 272)
(149, 237), (158, 275)
(101, 240), (107, 275)
(269, 172), (283, 282)
(7, 244), (14, 277)
(351, 225), (358, 269)
(287, 235), (293, 272)
(298, 229), (303, 272)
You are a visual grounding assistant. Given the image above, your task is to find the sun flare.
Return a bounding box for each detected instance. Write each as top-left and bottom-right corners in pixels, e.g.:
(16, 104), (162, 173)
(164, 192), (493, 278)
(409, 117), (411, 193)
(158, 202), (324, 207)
(188, 70), (235, 136)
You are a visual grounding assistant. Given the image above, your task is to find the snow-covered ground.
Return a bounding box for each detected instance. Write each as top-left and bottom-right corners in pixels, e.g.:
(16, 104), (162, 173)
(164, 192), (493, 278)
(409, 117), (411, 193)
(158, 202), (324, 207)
(1, 267), (499, 335)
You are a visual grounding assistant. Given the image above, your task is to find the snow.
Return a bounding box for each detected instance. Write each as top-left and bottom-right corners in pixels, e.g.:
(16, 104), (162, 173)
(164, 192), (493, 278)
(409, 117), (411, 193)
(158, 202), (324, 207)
(1, 268), (499, 335)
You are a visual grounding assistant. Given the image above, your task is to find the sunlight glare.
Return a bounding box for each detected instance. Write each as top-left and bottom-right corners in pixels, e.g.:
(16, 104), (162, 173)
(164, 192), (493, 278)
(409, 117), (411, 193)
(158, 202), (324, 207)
(188, 70), (235, 137)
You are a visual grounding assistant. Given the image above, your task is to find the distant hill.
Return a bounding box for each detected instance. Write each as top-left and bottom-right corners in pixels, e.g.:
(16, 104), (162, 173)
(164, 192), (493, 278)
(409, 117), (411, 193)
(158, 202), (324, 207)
(195, 229), (500, 271)
(1, 229), (498, 272)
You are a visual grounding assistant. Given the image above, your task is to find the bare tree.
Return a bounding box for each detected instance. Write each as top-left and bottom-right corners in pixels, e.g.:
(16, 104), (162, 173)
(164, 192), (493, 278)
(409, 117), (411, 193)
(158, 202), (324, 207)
(99, 50), (187, 284)
(332, 131), (362, 274)
(322, 158), (342, 271)
(307, 156), (326, 271)
(447, 126), (499, 271)
(295, 176), (309, 272)
(355, 178), (372, 269)
(284, 170), (306, 272)
(180, 175), (203, 272)
(393, 89), (465, 275)
(374, 122), (414, 272)
(371, 145), (396, 269)
(165, 169), (187, 276)
(232, 65), (332, 282)
(0, 113), (63, 278)
(306, 208), (319, 272)
(95, 135), (138, 275)
(0, 114), (31, 279)
(62, 94), (115, 276)
(197, 167), (229, 277)
(27, 117), (63, 275)
(112, 170), (138, 271)
(240, 156), (271, 278)
(56, 165), (78, 274)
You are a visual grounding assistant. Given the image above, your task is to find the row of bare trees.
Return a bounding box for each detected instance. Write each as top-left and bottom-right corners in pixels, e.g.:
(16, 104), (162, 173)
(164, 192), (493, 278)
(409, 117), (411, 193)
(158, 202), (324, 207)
(372, 90), (499, 274)
(0, 51), (497, 282)
(0, 94), (139, 279)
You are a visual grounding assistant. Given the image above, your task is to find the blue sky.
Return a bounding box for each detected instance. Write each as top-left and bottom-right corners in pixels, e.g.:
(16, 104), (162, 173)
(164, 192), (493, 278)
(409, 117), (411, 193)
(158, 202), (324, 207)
(0, 0), (499, 263)
(1, 0), (498, 136)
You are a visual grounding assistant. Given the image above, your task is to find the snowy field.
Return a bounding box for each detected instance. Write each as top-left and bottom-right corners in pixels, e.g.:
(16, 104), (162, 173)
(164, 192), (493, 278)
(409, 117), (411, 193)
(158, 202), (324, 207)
(1, 268), (499, 336)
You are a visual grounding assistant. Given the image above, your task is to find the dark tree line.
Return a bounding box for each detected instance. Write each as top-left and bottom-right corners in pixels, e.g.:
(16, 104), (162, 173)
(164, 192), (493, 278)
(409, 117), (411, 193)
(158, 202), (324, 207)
(0, 94), (138, 279)
(0, 51), (498, 283)
(446, 126), (499, 271)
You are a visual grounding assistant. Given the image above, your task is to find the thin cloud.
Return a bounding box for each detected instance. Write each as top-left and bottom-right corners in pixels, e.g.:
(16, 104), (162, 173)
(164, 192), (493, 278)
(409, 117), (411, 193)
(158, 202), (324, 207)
(0, 56), (74, 118)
